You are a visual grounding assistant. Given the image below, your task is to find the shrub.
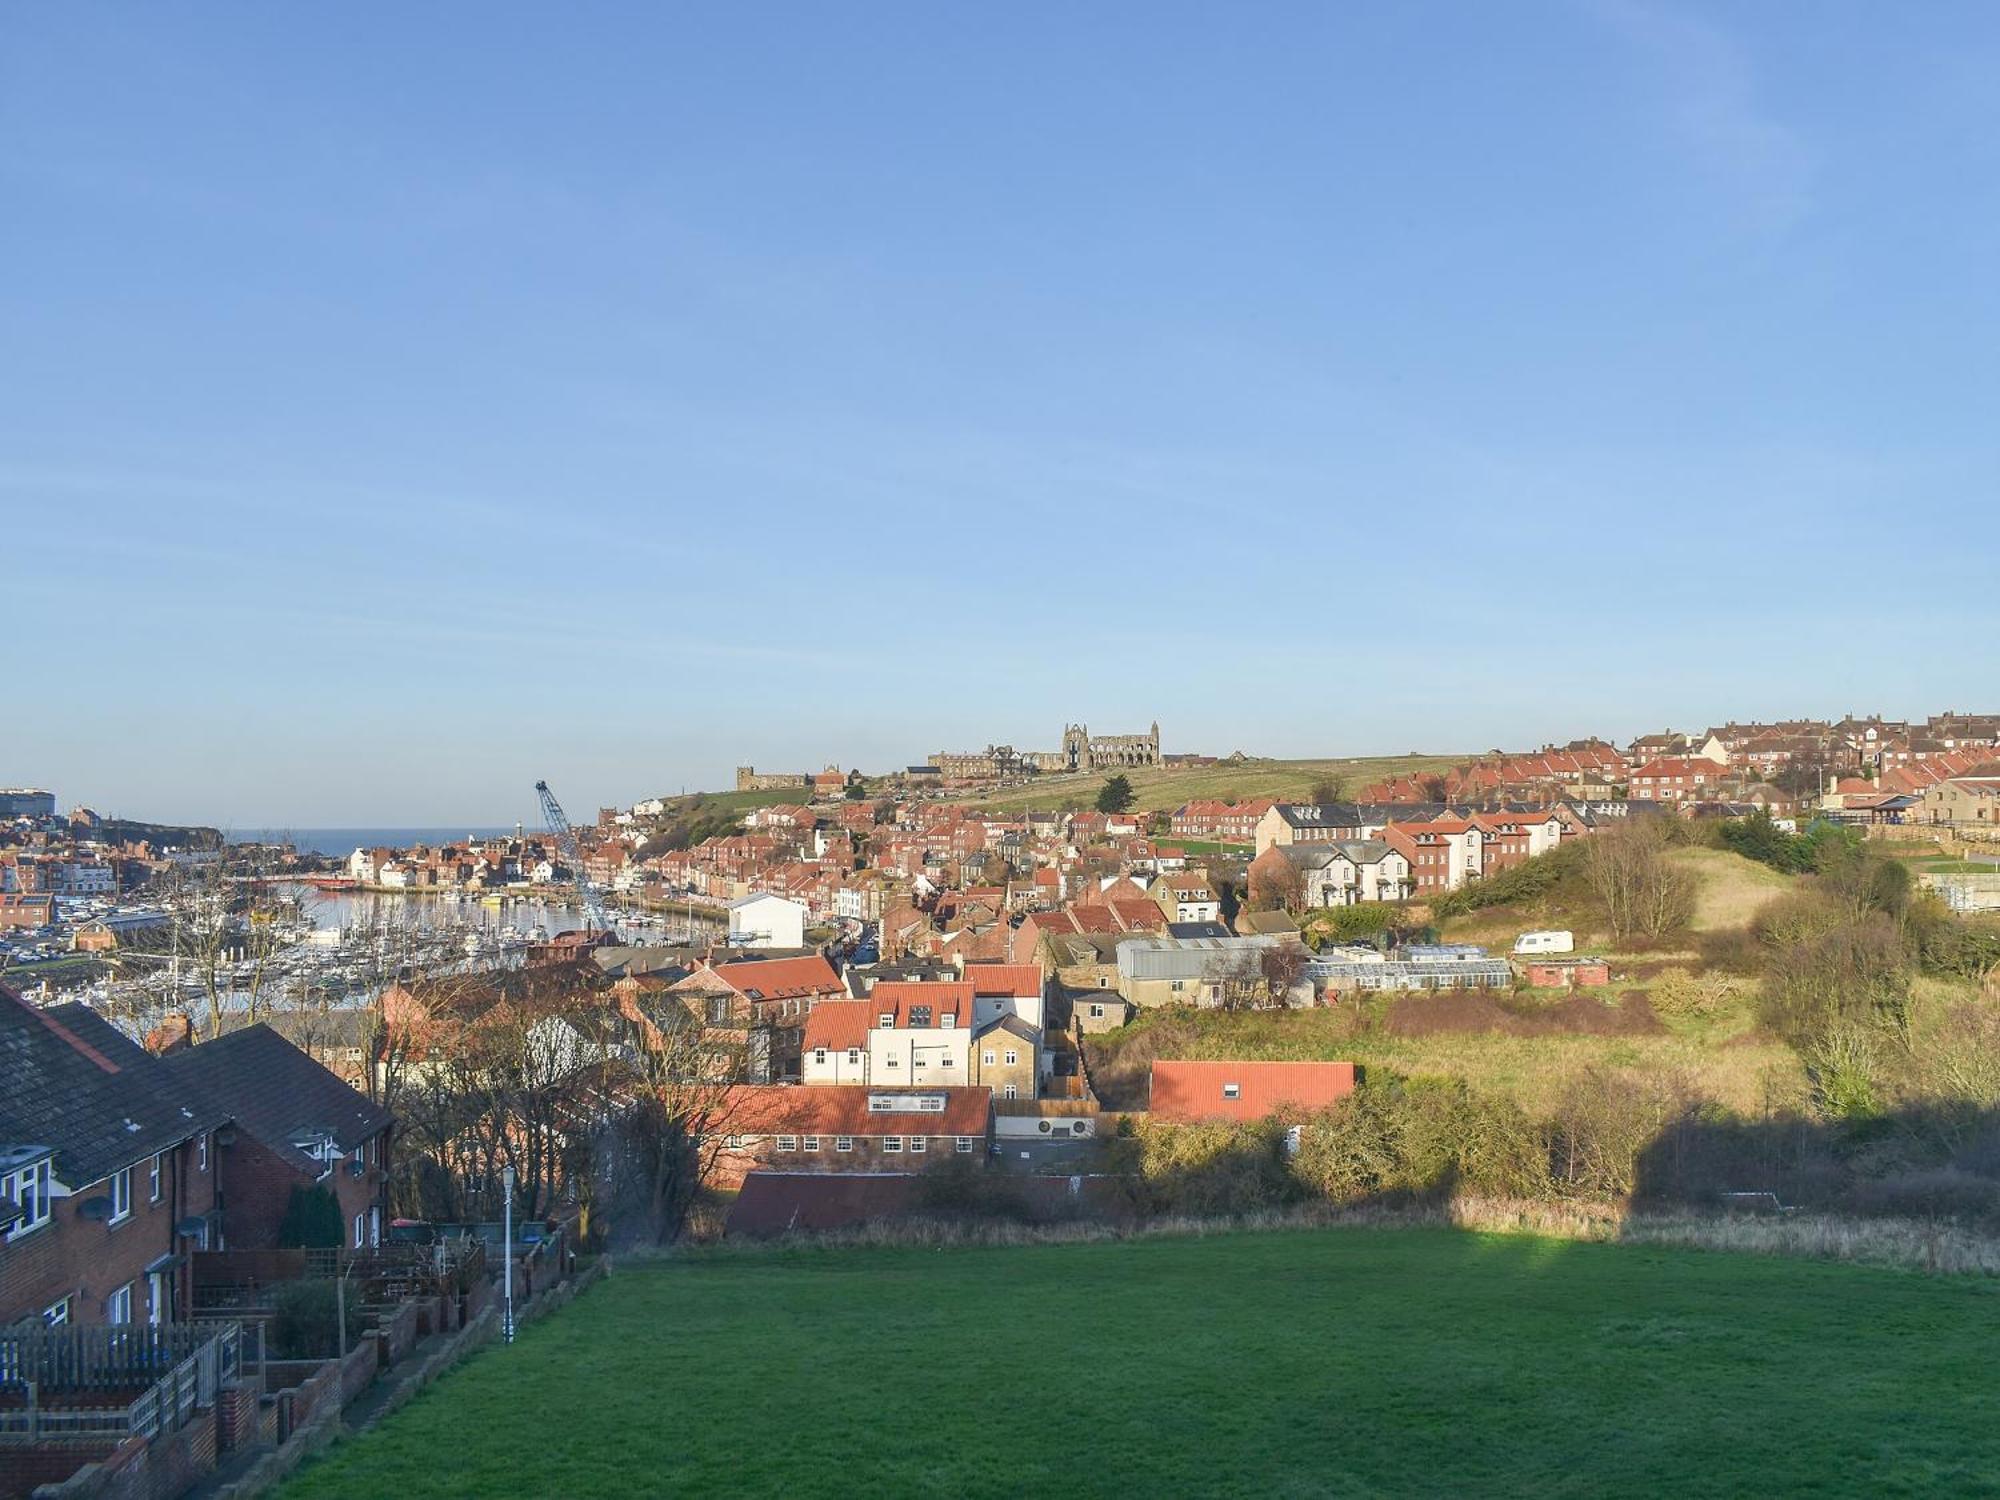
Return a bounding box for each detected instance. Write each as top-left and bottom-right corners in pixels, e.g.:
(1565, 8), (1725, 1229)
(268, 1279), (366, 1360)
(277, 1184), (345, 1249)
(1650, 967), (1733, 1019)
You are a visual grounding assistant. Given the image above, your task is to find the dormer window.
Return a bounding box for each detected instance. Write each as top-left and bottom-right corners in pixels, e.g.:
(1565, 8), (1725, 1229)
(879, 1013), (894, 1027)
(941, 1013), (956, 1028)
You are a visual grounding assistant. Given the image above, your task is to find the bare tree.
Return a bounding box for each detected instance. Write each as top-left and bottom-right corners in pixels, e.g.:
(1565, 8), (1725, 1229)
(1582, 817), (1697, 942)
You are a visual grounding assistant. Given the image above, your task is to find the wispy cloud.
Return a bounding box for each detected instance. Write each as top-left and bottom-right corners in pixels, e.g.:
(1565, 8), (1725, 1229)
(1589, 0), (1814, 242)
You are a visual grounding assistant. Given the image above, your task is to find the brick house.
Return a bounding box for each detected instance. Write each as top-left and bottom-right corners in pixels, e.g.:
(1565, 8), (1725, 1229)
(1, 988), (226, 1329)
(1628, 757), (1723, 803)
(707, 1086), (992, 1189)
(670, 954), (846, 1082)
(161, 1024), (394, 1253)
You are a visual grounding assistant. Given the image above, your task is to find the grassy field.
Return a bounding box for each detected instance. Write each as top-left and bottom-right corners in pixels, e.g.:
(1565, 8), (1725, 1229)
(958, 754), (1465, 814)
(1437, 846), (1791, 955)
(281, 1228), (2000, 1499)
(1087, 997), (1796, 1114)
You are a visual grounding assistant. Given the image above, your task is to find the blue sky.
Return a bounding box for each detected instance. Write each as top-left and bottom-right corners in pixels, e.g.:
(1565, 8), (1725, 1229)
(3, 3), (1996, 827)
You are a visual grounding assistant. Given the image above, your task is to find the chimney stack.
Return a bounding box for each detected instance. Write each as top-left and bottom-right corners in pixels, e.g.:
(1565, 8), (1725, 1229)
(146, 1012), (193, 1055)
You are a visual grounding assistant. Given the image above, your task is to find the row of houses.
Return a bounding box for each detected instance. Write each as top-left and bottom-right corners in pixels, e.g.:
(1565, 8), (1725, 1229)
(1, 985), (392, 1332)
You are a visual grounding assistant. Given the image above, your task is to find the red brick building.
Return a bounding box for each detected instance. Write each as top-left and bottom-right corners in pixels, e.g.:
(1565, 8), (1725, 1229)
(161, 1024), (394, 1253)
(0, 989), (226, 1329)
(706, 1086), (992, 1189)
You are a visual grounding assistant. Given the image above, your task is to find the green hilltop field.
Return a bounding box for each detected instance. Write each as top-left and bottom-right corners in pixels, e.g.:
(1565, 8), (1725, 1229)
(281, 1228), (2000, 1499)
(957, 753), (1467, 814)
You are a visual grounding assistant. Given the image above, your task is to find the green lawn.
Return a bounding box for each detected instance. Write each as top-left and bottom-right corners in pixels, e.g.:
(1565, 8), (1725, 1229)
(959, 754), (1465, 814)
(282, 1228), (1998, 1499)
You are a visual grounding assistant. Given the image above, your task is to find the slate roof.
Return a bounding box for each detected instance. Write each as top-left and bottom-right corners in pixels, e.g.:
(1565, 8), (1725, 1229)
(0, 987), (218, 1188)
(163, 1023), (392, 1173)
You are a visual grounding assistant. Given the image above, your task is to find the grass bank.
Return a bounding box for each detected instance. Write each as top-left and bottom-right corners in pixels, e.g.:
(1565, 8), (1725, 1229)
(960, 754), (1464, 814)
(281, 1226), (2000, 1498)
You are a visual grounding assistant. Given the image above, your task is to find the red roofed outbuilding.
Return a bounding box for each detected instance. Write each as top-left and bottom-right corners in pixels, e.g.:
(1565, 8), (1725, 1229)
(1148, 1060), (1358, 1123)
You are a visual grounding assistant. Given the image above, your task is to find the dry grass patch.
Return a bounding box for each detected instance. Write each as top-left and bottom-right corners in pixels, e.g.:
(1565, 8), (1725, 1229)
(1673, 846), (1792, 932)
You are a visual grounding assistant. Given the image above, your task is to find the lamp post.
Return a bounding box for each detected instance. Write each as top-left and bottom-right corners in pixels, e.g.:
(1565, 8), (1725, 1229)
(502, 1165), (515, 1344)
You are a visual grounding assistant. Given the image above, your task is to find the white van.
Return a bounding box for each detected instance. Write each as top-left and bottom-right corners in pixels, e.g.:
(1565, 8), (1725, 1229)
(1512, 929), (1575, 956)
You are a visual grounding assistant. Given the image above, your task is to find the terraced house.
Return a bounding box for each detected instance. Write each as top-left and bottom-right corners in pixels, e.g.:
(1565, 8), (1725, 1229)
(0, 988), (226, 1329)
(1, 984), (397, 1331)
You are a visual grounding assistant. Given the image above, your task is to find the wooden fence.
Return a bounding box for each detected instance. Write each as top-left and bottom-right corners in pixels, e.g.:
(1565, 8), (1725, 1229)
(0, 1321), (241, 1443)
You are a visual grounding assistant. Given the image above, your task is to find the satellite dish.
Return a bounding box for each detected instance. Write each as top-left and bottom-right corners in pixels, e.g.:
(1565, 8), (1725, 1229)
(175, 1216), (209, 1238)
(76, 1196), (114, 1222)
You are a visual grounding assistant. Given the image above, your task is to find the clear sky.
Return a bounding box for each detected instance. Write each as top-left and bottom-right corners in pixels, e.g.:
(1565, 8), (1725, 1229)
(4, 3), (1996, 828)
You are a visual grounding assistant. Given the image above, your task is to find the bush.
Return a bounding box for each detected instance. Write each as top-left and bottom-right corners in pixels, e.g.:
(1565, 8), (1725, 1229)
(277, 1184), (345, 1249)
(268, 1278), (367, 1360)
(1302, 905), (1394, 946)
(1289, 1079), (1549, 1204)
(1431, 842), (1583, 918)
(1649, 967), (1733, 1019)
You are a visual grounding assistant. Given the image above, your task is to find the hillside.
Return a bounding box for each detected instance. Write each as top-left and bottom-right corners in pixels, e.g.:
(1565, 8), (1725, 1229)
(958, 753), (1465, 814)
(1091, 847), (1814, 1114)
(1435, 845), (1792, 954)
(281, 1229), (2000, 1498)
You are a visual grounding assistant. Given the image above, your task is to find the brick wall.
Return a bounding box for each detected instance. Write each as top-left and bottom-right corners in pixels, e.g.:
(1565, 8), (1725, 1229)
(0, 1443), (117, 1500)
(711, 1132), (986, 1189)
(30, 1409), (219, 1500)
(0, 1135), (216, 1328)
(212, 1128), (388, 1254)
(213, 1133), (307, 1251)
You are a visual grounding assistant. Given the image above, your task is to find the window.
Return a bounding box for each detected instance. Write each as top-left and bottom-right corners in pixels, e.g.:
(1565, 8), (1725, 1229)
(941, 1014), (955, 1029)
(802, 1136), (820, 1151)
(845, 1047), (860, 1064)
(878, 1013), (894, 1027)
(982, 1051), (996, 1066)
(724, 1134), (746, 1150)
(813, 1048), (827, 1065)
(909, 1135), (926, 1154)
(835, 1136), (854, 1152)
(776, 1135), (798, 1152)
(43, 1297), (70, 1327)
(1004, 1050), (1018, 1066)
(885, 1057), (899, 1068)
(882, 1136), (903, 1153)
(5, 1158), (52, 1238)
(148, 1153), (163, 1202)
(353, 1213), (366, 1249)
(106, 1284), (133, 1326)
(955, 1137), (973, 1154)
(198, 1132), (210, 1173)
(1089, 1004), (1105, 1018)
(1222, 1083), (1241, 1100)
(108, 1167), (132, 1225)
(1003, 1084), (1018, 1100)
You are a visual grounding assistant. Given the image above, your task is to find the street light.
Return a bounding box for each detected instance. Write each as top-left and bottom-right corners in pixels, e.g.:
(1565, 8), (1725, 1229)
(502, 1165), (515, 1345)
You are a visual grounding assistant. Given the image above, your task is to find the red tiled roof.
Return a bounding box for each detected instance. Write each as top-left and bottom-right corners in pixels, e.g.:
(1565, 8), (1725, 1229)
(802, 1000), (872, 1051)
(869, 981), (975, 1026)
(961, 963), (1044, 997)
(722, 1084), (992, 1138)
(1149, 1061), (1358, 1123)
(709, 955), (843, 1000)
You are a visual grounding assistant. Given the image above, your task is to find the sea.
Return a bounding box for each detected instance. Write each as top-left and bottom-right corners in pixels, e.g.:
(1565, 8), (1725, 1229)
(240, 828), (524, 858)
